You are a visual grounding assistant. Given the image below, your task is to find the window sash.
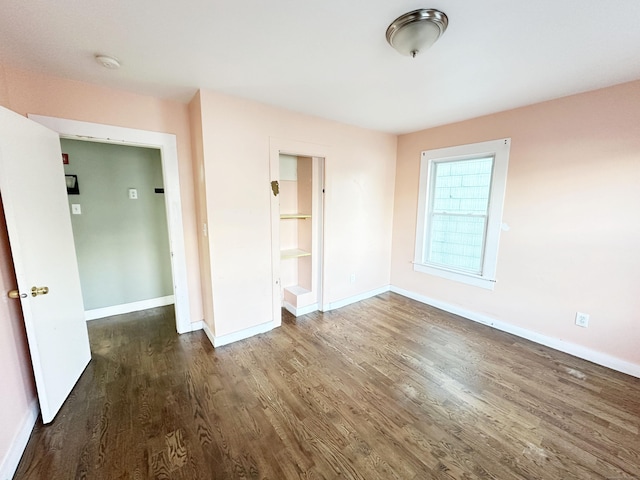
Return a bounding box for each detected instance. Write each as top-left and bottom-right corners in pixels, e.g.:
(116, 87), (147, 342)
(426, 212), (489, 275)
(424, 156), (494, 275)
(413, 138), (510, 290)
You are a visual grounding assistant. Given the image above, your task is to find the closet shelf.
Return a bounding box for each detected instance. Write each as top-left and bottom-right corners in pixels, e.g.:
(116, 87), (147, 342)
(284, 285), (311, 296)
(280, 248), (311, 259)
(280, 213), (311, 219)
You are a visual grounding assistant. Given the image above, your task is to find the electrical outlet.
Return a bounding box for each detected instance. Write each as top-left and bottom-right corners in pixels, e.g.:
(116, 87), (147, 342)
(128, 188), (138, 200)
(575, 312), (589, 328)
(350, 273), (356, 284)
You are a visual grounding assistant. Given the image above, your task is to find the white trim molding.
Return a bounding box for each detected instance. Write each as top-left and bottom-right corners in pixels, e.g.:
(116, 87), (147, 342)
(391, 285), (640, 379)
(322, 285), (391, 313)
(27, 114), (192, 334)
(414, 138), (510, 290)
(185, 320), (204, 332)
(203, 320), (277, 348)
(202, 321), (216, 347)
(283, 302), (319, 317)
(0, 399), (39, 480)
(85, 296), (175, 321)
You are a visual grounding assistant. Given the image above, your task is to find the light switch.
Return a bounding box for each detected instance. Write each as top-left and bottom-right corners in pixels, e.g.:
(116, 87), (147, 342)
(71, 204), (81, 215)
(128, 188), (138, 200)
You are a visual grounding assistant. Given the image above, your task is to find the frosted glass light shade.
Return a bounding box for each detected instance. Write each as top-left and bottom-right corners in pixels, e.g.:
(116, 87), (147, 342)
(386, 9), (448, 57)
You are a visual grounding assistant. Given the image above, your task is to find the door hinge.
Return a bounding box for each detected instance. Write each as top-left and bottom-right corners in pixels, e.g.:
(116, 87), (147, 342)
(271, 180), (279, 196)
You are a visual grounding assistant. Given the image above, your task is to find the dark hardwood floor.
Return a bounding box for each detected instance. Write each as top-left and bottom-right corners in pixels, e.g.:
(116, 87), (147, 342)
(14, 293), (640, 479)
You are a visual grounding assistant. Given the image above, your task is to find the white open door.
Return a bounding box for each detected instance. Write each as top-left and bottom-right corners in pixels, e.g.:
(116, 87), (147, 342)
(0, 106), (91, 424)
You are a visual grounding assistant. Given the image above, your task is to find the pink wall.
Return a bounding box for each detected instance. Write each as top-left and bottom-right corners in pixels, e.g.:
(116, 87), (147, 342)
(296, 158), (313, 292)
(279, 179), (300, 289)
(0, 197), (36, 474)
(188, 91), (215, 332)
(0, 64), (203, 325)
(195, 89), (397, 337)
(392, 80), (640, 366)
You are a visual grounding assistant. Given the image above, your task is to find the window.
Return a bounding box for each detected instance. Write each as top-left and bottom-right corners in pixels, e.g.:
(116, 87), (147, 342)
(414, 138), (510, 289)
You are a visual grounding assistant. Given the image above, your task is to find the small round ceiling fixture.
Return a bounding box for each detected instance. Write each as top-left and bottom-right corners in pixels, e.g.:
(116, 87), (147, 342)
(94, 54), (121, 70)
(386, 9), (448, 58)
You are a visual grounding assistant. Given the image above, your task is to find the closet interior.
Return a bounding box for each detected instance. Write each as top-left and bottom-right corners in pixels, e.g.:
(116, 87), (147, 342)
(278, 154), (323, 316)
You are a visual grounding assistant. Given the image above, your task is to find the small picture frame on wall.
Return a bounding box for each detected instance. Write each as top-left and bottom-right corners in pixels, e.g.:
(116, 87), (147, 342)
(65, 174), (80, 195)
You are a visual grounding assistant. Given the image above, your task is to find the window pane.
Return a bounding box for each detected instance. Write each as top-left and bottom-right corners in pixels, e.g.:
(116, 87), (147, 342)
(427, 156), (494, 274)
(432, 157), (493, 213)
(427, 214), (486, 273)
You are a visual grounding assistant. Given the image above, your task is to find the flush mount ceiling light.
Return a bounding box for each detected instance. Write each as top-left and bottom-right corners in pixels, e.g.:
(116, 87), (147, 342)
(386, 9), (448, 58)
(94, 54), (121, 69)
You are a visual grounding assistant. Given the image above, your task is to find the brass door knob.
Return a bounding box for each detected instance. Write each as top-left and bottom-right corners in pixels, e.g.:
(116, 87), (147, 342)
(8, 289), (27, 299)
(31, 286), (49, 297)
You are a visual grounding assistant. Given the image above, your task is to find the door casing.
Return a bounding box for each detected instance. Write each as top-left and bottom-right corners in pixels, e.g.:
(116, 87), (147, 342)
(29, 115), (193, 334)
(269, 137), (327, 324)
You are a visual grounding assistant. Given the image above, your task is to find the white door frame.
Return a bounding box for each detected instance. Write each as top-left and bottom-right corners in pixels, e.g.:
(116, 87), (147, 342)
(269, 137), (328, 325)
(28, 115), (192, 334)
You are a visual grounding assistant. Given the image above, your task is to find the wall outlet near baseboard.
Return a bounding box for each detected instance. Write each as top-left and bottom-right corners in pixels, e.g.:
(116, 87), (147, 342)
(575, 312), (589, 328)
(350, 273), (356, 284)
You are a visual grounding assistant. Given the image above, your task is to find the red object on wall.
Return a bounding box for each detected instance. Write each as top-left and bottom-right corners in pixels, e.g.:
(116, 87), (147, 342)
(62, 153), (69, 164)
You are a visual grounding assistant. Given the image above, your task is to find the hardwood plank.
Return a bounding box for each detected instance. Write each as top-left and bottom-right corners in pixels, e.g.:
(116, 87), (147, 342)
(14, 294), (640, 479)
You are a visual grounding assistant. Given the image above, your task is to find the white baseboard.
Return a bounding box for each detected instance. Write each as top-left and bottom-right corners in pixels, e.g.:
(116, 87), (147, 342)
(85, 295), (175, 321)
(183, 320), (203, 333)
(202, 321), (215, 347)
(391, 286), (640, 379)
(283, 301), (318, 317)
(0, 398), (39, 480)
(202, 320), (277, 348)
(322, 285), (391, 313)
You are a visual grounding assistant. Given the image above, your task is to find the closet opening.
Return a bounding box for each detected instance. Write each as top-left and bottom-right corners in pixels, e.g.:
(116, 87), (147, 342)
(274, 153), (324, 319)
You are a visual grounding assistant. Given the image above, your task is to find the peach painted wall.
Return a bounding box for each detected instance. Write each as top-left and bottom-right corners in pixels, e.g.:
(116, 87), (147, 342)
(0, 197), (36, 476)
(0, 63), (203, 325)
(195, 89), (397, 337)
(279, 179), (300, 290)
(297, 158), (313, 292)
(188, 91), (215, 332)
(392, 80), (640, 365)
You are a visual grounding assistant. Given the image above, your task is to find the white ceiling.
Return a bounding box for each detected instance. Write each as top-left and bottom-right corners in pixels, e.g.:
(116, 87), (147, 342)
(2, 1), (640, 134)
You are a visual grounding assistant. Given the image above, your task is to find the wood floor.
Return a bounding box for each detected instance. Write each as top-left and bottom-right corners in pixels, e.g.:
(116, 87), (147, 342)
(14, 293), (640, 479)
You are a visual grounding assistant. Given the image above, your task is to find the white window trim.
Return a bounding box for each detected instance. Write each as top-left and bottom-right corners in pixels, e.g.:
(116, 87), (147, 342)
(414, 138), (510, 290)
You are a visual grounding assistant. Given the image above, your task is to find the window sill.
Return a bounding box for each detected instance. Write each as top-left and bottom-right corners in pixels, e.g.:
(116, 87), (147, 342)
(413, 262), (496, 290)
